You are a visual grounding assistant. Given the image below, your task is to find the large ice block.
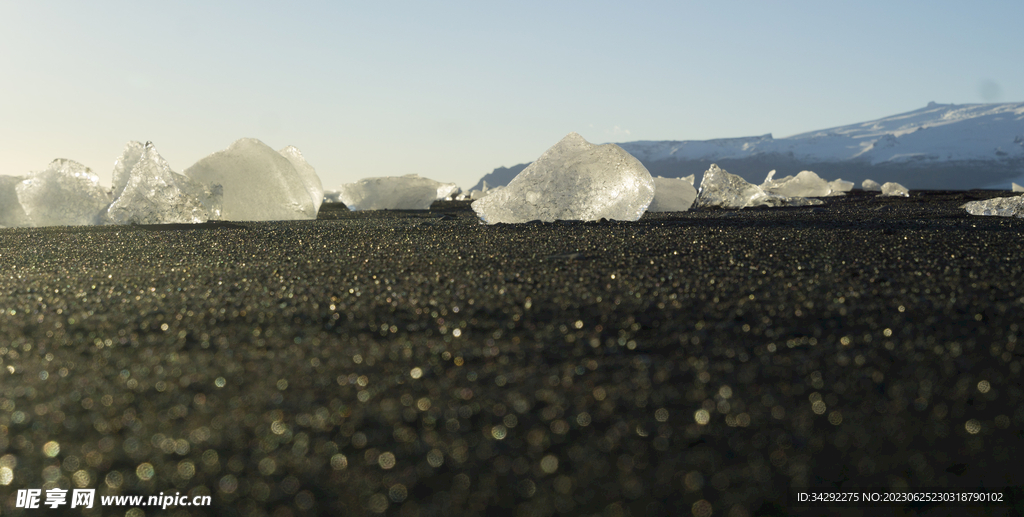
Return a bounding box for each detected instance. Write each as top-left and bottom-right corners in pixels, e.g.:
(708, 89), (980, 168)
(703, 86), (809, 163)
(827, 179), (855, 196)
(647, 175), (697, 212)
(880, 182), (909, 197)
(278, 146), (324, 213)
(337, 174), (460, 210)
(0, 176), (31, 227)
(1012, 182), (1023, 192)
(761, 170), (831, 198)
(111, 141), (145, 200)
(962, 195), (1024, 218)
(183, 138), (318, 221)
(862, 179), (882, 191)
(694, 164), (822, 208)
(472, 132), (654, 224)
(107, 142), (223, 225)
(15, 159), (111, 227)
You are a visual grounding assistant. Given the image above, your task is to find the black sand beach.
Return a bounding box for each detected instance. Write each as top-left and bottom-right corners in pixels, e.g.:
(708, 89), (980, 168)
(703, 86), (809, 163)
(1, 190), (1022, 516)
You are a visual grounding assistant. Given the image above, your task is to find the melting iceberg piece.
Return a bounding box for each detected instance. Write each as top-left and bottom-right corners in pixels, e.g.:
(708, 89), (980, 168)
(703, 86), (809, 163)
(761, 170), (831, 198)
(337, 174), (459, 210)
(0, 176), (31, 227)
(107, 142), (223, 225)
(111, 141), (145, 200)
(322, 190), (343, 204)
(1013, 182), (1023, 192)
(827, 179), (855, 196)
(694, 164), (822, 208)
(648, 176), (697, 212)
(184, 138), (318, 221)
(472, 132), (654, 224)
(962, 195), (1024, 218)
(862, 179), (882, 191)
(879, 182), (909, 197)
(278, 146), (324, 213)
(15, 159), (111, 227)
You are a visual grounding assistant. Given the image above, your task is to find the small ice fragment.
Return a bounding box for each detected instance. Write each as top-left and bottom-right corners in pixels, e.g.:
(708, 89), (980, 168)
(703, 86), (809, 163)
(761, 170), (831, 198)
(184, 138), (319, 221)
(827, 179), (854, 196)
(1012, 182), (1024, 192)
(472, 132), (654, 224)
(862, 179), (882, 191)
(16, 159), (111, 227)
(0, 175), (31, 227)
(694, 164), (821, 208)
(879, 182), (909, 197)
(682, 174), (695, 186)
(962, 195), (1024, 218)
(278, 146), (324, 213)
(337, 174), (459, 210)
(107, 142), (222, 224)
(322, 190), (343, 204)
(647, 176), (697, 212)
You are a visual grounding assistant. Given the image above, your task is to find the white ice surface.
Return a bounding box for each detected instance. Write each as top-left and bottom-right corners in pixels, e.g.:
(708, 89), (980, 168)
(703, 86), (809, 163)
(827, 179), (855, 196)
(471, 132), (654, 224)
(618, 102), (1024, 166)
(1013, 182), (1024, 192)
(184, 138), (318, 221)
(862, 179), (882, 191)
(15, 159), (111, 227)
(337, 174), (460, 210)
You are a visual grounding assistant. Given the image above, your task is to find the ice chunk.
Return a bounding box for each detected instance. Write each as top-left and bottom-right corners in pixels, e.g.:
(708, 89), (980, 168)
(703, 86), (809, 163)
(322, 190), (343, 204)
(962, 195), (1024, 218)
(337, 174), (460, 210)
(1012, 182), (1023, 192)
(761, 170), (831, 197)
(184, 138), (318, 221)
(879, 182), (909, 197)
(827, 179), (854, 196)
(694, 164), (822, 208)
(647, 176), (697, 212)
(15, 159), (111, 227)
(0, 176), (31, 227)
(278, 146), (324, 213)
(107, 142), (222, 225)
(862, 179), (882, 191)
(111, 141), (145, 200)
(472, 132), (654, 224)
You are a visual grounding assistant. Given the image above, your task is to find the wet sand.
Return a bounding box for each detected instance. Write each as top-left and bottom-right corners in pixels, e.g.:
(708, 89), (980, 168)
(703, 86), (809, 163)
(1, 190), (1022, 516)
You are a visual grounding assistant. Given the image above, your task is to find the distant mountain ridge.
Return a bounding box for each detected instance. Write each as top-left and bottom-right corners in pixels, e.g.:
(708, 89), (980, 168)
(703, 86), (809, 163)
(475, 102), (1024, 191)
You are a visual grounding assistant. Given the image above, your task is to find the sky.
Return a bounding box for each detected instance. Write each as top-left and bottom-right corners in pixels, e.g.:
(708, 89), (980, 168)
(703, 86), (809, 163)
(1, 1), (1022, 191)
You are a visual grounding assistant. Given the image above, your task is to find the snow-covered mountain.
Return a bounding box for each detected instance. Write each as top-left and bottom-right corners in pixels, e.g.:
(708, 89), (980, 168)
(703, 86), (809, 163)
(475, 102), (1024, 191)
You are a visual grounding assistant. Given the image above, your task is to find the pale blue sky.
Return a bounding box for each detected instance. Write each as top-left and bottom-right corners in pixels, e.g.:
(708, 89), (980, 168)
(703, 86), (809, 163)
(1, 1), (1021, 190)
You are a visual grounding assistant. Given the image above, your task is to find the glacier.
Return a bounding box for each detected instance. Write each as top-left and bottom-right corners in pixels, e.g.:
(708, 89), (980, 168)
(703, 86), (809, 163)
(471, 132), (655, 224)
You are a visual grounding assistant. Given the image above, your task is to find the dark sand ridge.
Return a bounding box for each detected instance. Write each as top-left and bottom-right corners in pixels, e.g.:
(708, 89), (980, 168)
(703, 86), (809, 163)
(0, 190), (1022, 516)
